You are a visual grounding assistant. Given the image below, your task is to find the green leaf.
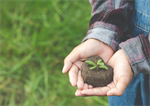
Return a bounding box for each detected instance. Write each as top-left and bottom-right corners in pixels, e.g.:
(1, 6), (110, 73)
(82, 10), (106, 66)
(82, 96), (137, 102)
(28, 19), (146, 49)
(90, 66), (97, 70)
(97, 62), (104, 66)
(97, 59), (102, 65)
(99, 65), (108, 70)
(85, 60), (96, 66)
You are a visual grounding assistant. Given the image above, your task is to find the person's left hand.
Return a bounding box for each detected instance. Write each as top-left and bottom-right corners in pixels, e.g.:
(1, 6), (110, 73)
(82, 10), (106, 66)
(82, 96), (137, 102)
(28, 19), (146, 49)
(75, 49), (133, 96)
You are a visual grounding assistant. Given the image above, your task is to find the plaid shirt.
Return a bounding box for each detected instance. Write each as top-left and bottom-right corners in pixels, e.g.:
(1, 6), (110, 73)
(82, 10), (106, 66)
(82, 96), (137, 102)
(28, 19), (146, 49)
(82, 0), (150, 76)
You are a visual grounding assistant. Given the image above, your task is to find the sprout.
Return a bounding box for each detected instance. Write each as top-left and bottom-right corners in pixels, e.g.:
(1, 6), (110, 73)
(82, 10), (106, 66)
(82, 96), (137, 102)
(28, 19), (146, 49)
(85, 59), (108, 70)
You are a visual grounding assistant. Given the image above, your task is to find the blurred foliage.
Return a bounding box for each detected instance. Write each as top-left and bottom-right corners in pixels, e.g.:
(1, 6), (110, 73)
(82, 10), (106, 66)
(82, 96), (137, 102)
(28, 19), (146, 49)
(0, 0), (108, 106)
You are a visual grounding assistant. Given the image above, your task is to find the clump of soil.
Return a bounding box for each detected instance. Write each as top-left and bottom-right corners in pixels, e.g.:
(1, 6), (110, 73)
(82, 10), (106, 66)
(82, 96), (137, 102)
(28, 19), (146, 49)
(81, 55), (113, 87)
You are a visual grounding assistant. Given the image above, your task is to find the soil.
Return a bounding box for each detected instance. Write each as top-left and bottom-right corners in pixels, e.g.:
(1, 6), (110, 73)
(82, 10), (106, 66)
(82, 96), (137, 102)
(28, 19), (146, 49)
(81, 55), (113, 87)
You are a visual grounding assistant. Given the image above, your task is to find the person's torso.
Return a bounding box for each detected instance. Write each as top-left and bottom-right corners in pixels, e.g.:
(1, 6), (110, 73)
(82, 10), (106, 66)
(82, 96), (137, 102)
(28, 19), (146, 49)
(129, 0), (150, 37)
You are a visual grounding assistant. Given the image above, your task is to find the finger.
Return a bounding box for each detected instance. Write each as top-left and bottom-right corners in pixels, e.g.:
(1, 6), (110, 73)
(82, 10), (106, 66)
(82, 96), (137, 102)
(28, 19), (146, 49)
(107, 77), (129, 96)
(107, 81), (115, 89)
(81, 86), (110, 96)
(83, 83), (88, 90)
(77, 71), (84, 89)
(74, 61), (83, 70)
(88, 85), (93, 89)
(75, 89), (83, 96)
(63, 47), (80, 73)
(68, 64), (79, 86)
(75, 89), (89, 97)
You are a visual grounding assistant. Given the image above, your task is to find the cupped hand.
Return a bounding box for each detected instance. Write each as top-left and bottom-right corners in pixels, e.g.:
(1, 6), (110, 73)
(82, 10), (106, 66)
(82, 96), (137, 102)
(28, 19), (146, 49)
(75, 49), (133, 97)
(62, 39), (114, 89)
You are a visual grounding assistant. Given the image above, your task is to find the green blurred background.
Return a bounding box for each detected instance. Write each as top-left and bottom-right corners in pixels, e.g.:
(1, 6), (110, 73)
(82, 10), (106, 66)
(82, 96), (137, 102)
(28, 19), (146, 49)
(0, 0), (108, 105)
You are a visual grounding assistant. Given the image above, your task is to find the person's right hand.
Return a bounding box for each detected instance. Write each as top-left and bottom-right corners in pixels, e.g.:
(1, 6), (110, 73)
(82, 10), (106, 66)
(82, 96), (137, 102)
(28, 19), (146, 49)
(76, 49), (133, 97)
(62, 38), (114, 93)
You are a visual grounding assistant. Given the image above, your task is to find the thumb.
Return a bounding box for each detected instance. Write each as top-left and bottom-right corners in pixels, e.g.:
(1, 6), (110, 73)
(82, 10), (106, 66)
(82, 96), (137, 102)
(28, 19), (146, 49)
(107, 77), (129, 96)
(107, 52), (117, 68)
(62, 47), (80, 73)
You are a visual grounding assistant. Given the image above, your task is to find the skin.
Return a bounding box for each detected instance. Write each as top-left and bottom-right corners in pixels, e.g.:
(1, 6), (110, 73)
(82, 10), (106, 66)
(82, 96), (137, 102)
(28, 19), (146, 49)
(62, 39), (133, 96)
(75, 49), (133, 96)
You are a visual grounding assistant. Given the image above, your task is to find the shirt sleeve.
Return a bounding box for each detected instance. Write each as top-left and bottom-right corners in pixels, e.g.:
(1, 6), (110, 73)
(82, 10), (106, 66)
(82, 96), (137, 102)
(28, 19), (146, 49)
(82, 0), (135, 51)
(119, 33), (150, 76)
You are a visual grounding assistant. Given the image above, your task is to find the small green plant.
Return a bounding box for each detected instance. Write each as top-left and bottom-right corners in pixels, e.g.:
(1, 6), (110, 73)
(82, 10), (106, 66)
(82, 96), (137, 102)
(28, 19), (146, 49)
(85, 59), (108, 70)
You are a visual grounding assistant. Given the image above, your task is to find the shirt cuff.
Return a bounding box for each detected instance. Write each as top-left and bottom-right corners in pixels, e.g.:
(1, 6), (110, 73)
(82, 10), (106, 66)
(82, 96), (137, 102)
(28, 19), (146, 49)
(119, 34), (150, 76)
(82, 22), (121, 52)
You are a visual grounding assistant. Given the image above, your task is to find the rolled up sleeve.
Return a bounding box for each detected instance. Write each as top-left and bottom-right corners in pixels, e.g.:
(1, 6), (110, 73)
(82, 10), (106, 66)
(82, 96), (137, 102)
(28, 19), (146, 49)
(82, 0), (135, 52)
(120, 33), (150, 76)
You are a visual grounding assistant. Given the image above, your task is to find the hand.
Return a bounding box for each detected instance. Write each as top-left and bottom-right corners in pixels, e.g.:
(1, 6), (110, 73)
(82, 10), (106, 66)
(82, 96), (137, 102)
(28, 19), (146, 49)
(76, 49), (133, 96)
(62, 39), (114, 89)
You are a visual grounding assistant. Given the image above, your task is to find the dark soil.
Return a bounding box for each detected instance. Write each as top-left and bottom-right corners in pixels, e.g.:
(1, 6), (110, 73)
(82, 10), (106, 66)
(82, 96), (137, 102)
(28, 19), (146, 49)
(81, 55), (113, 87)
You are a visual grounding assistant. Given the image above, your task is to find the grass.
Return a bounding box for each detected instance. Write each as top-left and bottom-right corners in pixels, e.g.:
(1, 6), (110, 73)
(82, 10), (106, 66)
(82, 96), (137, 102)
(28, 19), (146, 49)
(0, 0), (108, 106)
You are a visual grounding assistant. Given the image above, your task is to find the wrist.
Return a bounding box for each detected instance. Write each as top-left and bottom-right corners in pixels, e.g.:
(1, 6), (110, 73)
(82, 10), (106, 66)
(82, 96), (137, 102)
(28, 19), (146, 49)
(87, 38), (114, 63)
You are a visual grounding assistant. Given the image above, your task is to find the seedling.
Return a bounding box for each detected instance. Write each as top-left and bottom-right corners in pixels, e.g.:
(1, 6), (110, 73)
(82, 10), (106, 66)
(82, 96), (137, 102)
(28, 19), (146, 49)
(85, 59), (108, 70)
(82, 56), (113, 87)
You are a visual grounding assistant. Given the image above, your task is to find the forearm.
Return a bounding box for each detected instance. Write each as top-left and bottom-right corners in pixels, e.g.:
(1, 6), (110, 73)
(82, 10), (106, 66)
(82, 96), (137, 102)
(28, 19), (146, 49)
(82, 0), (135, 52)
(120, 33), (150, 76)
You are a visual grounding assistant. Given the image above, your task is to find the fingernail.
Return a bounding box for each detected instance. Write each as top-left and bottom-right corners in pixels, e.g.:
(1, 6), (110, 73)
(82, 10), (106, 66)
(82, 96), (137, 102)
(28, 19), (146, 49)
(89, 85), (93, 89)
(72, 83), (77, 87)
(75, 91), (80, 96)
(62, 65), (66, 73)
(75, 92), (78, 96)
(81, 90), (85, 94)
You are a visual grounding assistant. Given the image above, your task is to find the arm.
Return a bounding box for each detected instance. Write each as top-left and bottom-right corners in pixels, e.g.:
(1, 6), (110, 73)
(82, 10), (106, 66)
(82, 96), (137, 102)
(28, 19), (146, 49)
(79, 35), (150, 96)
(106, 34), (150, 96)
(63, 0), (138, 97)
(83, 0), (135, 51)
(74, 0), (136, 96)
(120, 33), (150, 75)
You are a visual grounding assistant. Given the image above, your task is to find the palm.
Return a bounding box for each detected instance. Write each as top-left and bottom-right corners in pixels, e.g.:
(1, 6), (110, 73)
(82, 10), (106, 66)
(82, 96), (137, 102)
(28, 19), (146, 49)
(75, 50), (133, 97)
(63, 39), (114, 88)
(75, 73), (132, 96)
